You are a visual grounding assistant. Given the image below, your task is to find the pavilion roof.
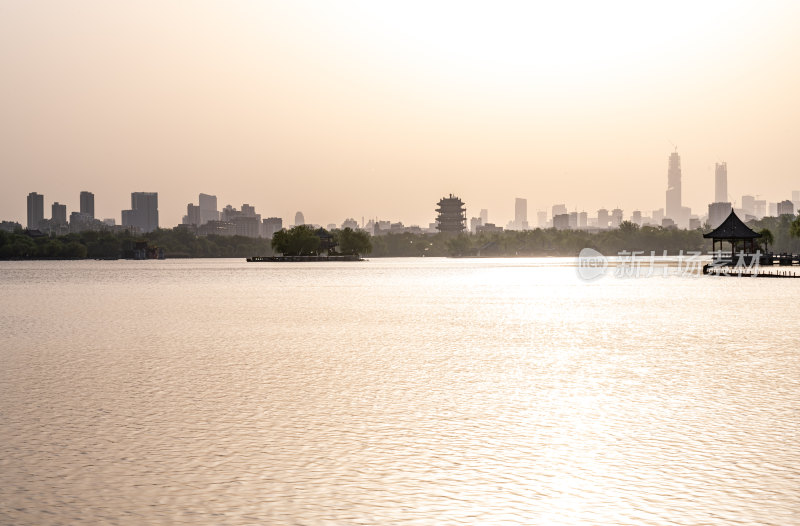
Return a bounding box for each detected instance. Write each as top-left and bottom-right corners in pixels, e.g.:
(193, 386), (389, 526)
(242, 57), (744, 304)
(703, 210), (761, 239)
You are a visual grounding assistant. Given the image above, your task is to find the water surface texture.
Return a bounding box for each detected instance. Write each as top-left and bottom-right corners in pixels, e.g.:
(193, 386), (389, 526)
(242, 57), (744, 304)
(1, 258), (798, 525)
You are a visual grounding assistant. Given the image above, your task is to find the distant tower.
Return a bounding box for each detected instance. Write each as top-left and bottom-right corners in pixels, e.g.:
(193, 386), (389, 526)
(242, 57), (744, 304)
(597, 208), (609, 229)
(79, 191), (95, 219)
(610, 208), (623, 228)
(294, 211), (305, 226)
(578, 211), (588, 228)
(51, 202), (67, 224)
(122, 192), (159, 233)
(537, 211), (547, 228)
(514, 198), (528, 230)
(435, 194), (466, 233)
(666, 151), (682, 222)
(27, 192), (44, 229)
(479, 209), (488, 225)
(715, 162), (727, 203)
(198, 193), (219, 224)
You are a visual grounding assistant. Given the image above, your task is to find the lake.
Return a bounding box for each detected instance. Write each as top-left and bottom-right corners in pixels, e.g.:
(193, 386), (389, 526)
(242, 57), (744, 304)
(1, 258), (798, 525)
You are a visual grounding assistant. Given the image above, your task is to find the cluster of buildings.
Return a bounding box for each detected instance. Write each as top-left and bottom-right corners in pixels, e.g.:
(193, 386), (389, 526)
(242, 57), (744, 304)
(180, 193), (283, 238)
(13, 191), (112, 235)
(6, 152), (797, 238)
(9, 191), (160, 236)
(463, 151), (798, 234)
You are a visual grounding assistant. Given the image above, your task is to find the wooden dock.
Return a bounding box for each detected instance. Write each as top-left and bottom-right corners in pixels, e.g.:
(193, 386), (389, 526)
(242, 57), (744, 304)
(247, 255), (364, 262)
(702, 251), (800, 278)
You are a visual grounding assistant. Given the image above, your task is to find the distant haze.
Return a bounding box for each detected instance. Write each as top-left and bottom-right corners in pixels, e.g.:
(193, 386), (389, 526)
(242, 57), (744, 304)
(1, 1), (799, 227)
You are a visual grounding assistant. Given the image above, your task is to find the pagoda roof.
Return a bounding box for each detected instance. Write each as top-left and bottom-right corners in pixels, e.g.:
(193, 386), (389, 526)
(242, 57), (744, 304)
(703, 210), (761, 239)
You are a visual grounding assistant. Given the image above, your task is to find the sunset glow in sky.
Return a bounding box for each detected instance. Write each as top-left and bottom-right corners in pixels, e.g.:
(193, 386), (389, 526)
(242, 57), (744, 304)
(1, 1), (799, 226)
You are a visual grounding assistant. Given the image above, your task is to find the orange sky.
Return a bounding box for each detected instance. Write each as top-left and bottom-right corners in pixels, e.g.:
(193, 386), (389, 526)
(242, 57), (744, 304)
(1, 1), (799, 227)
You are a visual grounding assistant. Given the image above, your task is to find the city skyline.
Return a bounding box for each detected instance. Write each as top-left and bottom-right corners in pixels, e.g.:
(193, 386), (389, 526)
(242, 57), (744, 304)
(1, 2), (799, 228)
(9, 154), (799, 233)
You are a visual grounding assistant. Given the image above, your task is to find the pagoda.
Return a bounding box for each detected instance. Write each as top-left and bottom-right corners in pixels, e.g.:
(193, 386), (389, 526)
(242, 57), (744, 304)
(435, 194), (466, 233)
(703, 209), (761, 264)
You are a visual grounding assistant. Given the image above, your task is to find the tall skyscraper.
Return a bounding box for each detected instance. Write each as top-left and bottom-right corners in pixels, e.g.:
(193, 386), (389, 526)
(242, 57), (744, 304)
(197, 193), (219, 224)
(514, 198), (528, 230)
(122, 192), (159, 232)
(27, 192), (44, 229)
(479, 209), (488, 225)
(578, 211), (588, 228)
(183, 193), (219, 226)
(708, 202), (732, 229)
(610, 208), (623, 228)
(666, 151), (682, 222)
(597, 208), (609, 229)
(294, 211), (305, 226)
(80, 191), (95, 219)
(262, 217), (283, 238)
(51, 202), (67, 224)
(741, 195), (755, 217)
(714, 163), (728, 203)
(777, 200), (794, 216)
(184, 204), (200, 225)
(537, 211), (547, 228)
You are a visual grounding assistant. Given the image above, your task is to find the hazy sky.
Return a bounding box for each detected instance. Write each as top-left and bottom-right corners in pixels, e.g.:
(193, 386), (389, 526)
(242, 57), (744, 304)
(2, 1), (799, 227)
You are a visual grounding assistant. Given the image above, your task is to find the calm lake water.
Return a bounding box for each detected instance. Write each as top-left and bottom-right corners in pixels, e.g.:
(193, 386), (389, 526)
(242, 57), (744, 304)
(1, 258), (798, 525)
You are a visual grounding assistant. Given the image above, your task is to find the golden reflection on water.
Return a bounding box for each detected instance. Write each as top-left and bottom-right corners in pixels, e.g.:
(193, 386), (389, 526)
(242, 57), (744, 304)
(0, 258), (798, 525)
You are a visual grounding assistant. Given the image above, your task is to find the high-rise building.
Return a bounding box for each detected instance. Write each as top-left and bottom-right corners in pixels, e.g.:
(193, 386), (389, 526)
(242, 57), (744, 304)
(553, 213), (570, 230)
(578, 211), (588, 228)
(295, 211), (305, 226)
(610, 208), (623, 228)
(514, 198), (528, 230)
(435, 194), (466, 233)
(632, 210), (642, 225)
(51, 202), (67, 224)
(27, 192), (44, 229)
(741, 195), (755, 217)
(568, 212), (578, 229)
(262, 217), (283, 238)
(122, 192), (159, 233)
(753, 200), (766, 219)
(714, 162), (728, 203)
(666, 151), (682, 223)
(777, 200), (794, 216)
(479, 209), (488, 225)
(652, 208), (665, 225)
(184, 204), (201, 226)
(537, 211), (547, 228)
(198, 193), (219, 224)
(708, 202), (732, 228)
(469, 217), (481, 234)
(597, 208), (609, 229)
(183, 193), (219, 226)
(552, 204), (567, 217)
(79, 191), (95, 219)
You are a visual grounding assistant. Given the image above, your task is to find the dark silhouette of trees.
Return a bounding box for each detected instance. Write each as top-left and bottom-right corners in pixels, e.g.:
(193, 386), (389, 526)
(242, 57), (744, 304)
(758, 228), (774, 253)
(271, 225), (321, 256)
(334, 227), (372, 255)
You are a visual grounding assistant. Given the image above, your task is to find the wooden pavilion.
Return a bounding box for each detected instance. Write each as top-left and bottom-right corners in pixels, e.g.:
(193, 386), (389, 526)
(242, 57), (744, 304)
(703, 210), (761, 260)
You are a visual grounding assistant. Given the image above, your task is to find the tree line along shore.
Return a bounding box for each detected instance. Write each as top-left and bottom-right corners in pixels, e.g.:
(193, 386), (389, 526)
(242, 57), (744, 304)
(1, 215), (799, 260)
